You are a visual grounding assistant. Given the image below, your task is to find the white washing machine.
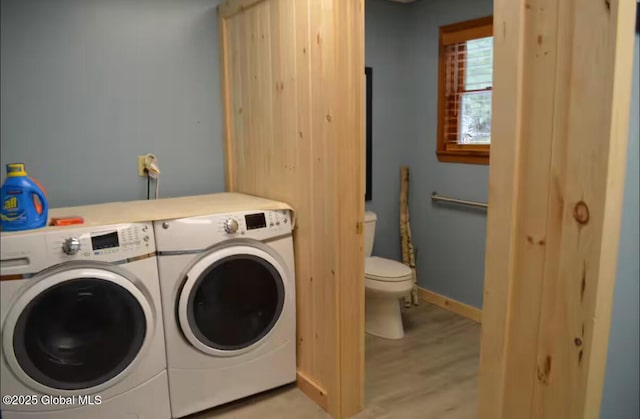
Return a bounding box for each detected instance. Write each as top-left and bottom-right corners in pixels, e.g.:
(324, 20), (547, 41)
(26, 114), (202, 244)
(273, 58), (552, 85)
(154, 209), (296, 418)
(0, 222), (170, 419)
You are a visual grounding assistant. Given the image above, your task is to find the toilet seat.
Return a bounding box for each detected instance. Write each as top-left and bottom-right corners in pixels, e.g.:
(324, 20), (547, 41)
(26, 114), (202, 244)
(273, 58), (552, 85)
(364, 257), (413, 340)
(365, 257), (413, 282)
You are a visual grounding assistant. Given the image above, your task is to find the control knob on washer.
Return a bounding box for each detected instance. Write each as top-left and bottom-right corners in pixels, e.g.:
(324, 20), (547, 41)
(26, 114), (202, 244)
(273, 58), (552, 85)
(224, 218), (239, 234)
(62, 237), (81, 255)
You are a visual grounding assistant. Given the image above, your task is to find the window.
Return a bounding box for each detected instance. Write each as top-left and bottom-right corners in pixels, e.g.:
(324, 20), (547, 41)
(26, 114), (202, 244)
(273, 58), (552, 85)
(437, 17), (493, 164)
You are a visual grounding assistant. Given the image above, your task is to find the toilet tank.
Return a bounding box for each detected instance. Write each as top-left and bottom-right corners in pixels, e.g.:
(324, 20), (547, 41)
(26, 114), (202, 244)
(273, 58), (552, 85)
(364, 211), (377, 257)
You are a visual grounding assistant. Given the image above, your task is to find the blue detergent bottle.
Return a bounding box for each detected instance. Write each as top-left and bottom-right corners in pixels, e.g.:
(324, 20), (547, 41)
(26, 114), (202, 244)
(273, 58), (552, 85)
(1, 163), (49, 231)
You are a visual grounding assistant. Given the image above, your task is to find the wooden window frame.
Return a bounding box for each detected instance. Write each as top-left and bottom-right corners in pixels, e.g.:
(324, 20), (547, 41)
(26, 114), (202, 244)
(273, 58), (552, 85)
(437, 16), (493, 165)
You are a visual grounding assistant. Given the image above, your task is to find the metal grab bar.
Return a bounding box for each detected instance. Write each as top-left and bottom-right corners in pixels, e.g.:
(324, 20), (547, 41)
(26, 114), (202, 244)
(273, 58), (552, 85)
(431, 192), (488, 209)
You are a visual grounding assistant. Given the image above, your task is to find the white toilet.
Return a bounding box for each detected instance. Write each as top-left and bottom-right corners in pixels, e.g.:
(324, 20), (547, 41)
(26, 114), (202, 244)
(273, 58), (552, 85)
(364, 211), (414, 340)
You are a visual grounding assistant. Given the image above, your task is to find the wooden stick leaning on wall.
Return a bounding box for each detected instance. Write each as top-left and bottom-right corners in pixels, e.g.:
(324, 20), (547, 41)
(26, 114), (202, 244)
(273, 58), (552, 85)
(407, 218), (418, 306)
(400, 166), (419, 306)
(400, 168), (409, 268)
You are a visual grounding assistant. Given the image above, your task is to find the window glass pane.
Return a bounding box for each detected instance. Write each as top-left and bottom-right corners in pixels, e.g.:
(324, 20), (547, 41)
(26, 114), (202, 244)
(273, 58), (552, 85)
(459, 91), (492, 144)
(465, 36), (493, 91)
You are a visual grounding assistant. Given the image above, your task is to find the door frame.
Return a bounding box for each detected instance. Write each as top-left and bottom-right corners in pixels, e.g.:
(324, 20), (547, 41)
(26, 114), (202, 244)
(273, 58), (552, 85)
(217, 0), (637, 417)
(478, 0), (637, 418)
(217, 1), (365, 417)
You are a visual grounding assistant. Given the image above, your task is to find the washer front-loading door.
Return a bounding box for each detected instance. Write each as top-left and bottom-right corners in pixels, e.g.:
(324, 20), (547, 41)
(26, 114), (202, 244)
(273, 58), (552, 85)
(178, 244), (287, 357)
(2, 263), (153, 394)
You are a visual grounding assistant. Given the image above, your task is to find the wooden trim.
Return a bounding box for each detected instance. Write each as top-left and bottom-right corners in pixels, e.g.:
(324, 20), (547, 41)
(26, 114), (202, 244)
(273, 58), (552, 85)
(217, 13), (234, 191)
(217, 1), (365, 417)
(365, 66), (372, 202)
(441, 22), (493, 46)
(436, 149), (489, 165)
(560, 1), (636, 415)
(297, 371), (328, 412)
(478, 0), (636, 417)
(437, 23), (446, 162)
(335, 1), (366, 417)
(440, 16), (494, 40)
(437, 16), (493, 166)
(445, 143), (490, 152)
(417, 287), (482, 323)
(476, 0), (522, 414)
(218, 0), (266, 19)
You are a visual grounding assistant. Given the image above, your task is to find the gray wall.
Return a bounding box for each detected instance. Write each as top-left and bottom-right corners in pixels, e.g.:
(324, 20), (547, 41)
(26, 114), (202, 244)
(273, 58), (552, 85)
(364, 0), (412, 261)
(364, 0), (491, 313)
(601, 33), (639, 419)
(404, 0), (492, 308)
(1, 0), (227, 208)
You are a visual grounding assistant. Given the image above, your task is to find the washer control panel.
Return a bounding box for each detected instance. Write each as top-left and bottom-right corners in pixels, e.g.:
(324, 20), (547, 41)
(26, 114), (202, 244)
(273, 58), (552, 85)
(46, 222), (154, 262)
(219, 210), (291, 237)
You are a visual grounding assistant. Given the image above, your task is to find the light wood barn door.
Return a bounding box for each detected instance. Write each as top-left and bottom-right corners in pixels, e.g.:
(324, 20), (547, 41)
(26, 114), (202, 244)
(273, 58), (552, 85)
(218, 1), (365, 418)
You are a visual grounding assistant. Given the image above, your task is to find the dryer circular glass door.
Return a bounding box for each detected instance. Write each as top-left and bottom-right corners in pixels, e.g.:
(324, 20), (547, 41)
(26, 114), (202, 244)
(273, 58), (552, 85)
(2, 264), (153, 393)
(177, 244), (287, 356)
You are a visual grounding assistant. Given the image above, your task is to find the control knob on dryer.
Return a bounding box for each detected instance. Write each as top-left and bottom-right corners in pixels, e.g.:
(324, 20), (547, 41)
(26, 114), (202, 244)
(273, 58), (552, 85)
(62, 237), (81, 255)
(224, 217), (239, 234)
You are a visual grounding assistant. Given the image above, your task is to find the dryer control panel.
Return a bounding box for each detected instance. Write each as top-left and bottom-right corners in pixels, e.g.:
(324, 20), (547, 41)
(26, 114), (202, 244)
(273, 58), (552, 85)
(153, 209), (293, 252)
(219, 210), (291, 238)
(46, 222), (155, 263)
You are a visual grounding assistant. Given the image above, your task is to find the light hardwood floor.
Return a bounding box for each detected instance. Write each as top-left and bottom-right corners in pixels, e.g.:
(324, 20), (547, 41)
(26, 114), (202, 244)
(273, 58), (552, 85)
(192, 303), (480, 419)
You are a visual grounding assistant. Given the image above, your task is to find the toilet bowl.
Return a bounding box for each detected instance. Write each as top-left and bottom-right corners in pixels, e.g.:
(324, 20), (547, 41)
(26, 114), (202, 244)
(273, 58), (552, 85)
(364, 212), (414, 340)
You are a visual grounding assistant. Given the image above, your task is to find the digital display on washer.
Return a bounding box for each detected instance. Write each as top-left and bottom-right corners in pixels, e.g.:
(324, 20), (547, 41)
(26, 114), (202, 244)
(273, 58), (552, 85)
(245, 213), (267, 230)
(91, 231), (120, 250)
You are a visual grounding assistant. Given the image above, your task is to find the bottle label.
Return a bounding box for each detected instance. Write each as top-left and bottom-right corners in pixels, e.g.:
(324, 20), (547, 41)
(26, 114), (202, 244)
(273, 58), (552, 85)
(2, 190), (26, 223)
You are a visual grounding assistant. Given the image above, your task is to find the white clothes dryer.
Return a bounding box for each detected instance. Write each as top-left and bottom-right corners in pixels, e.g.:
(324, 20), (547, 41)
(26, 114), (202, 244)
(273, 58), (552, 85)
(0, 223), (170, 419)
(154, 209), (296, 418)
